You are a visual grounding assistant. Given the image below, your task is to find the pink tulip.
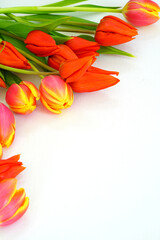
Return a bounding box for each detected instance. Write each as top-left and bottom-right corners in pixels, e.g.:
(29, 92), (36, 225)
(0, 178), (29, 226)
(0, 103), (15, 156)
(122, 0), (160, 26)
(6, 81), (40, 115)
(40, 75), (74, 114)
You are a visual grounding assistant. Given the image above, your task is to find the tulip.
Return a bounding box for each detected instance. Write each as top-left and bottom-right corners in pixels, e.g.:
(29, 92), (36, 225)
(0, 155), (25, 181)
(40, 75), (74, 114)
(6, 81), (40, 115)
(0, 41), (31, 69)
(0, 77), (7, 89)
(0, 103), (15, 151)
(24, 30), (59, 57)
(122, 0), (160, 26)
(48, 44), (78, 70)
(69, 66), (120, 92)
(0, 145), (2, 159)
(95, 15), (138, 46)
(59, 55), (96, 83)
(0, 178), (29, 226)
(65, 36), (100, 57)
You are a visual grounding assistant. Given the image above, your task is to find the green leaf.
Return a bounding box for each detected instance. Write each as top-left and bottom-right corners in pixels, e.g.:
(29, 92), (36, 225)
(42, 16), (71, 32)
(1, 34), (47, 64)
(98, 46), (135, 57)
(0, 70), (5, 80)
(50, 31), (72, 44)
(42, 0), (87, 7)
(78, 34), (95, 41)
(2, 70), (22, 87)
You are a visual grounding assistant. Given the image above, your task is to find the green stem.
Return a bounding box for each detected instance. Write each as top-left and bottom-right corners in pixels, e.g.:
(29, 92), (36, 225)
(0, 6), (122, 14)
(63, 21), (98, 28)
(0, 64), (57, 75)
(29, 61), (44, 79)
(55, 27), (95, 34)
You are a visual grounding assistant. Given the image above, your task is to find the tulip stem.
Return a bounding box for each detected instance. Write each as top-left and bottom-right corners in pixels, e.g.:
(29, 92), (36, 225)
(0, 64), (57, 75)
(55, 27), (96, 34)
(29, 61), (44, 79)
(0, 6), (123, 14)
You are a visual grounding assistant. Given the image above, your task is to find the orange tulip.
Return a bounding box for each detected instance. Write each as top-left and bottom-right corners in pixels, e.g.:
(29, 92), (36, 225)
(40, 75), (74, 114)
(24, 30), (59, 57)
(69, 66), (120, 92)
(0, 155), (25, 181)
(48, 44), (78, 70)
(0, 103), (15, 155)
(122, 0), (160, 26)
(59, 55), (96, 83)
(0, 178), (29, 226)
(6, 81), (40, 115)
(0, 41), (31, 69)
(95, 15), (138, 46)
(65, 36), (100, 57)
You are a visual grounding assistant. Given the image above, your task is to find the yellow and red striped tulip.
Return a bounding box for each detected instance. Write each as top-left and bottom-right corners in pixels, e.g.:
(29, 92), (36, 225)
(0, 155), (25, 181)
(122, 0), (160, 26)
(0, 178), (29, 226)
(0, 103), (15, 154)
(40, 75), (74, 114)
(6, 81), (40, 115)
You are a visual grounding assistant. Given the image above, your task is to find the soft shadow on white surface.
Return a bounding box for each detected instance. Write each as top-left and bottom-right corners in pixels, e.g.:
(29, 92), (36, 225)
(0, 0), (160, 240)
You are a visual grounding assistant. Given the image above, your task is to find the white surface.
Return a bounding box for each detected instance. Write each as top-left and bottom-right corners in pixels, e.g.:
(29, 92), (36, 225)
(0, 0), (160, 239)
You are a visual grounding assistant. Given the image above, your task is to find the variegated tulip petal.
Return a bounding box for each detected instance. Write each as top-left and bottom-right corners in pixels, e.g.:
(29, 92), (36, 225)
(0, 179), (17, 209)
(21, 81), (40, 100)
(0, 144), (2, 159)
(0, 197), (29, 226)
(40, 95), (61, 114)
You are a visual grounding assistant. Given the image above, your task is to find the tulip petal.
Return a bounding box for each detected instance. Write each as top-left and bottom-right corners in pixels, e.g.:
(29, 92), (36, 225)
(0, 144), (2, 159)
(70, 72), (120, 92)
(0, 179), (17, 209)
(20, 81), (40, 100)
(0, 78), (7, 88)
(40, 95), (61, 114)
(0, 196), (29, 226)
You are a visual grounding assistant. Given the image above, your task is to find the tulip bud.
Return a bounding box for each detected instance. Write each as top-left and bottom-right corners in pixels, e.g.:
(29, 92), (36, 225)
(122, 0), (160, 27)
(6, 81), (40, 115)
(0, 41), (31, 69)
(48, 44), (78, 70)
(0, 103), (15, 152)
(40, 75), (74, 114)
(59, 55), (96, 83)
(65, 37), (100, 57)
(0, 77), (7, 89)
(24, 30), (59, 57)
(0, 154), (25, 181)
(0, 179), (29, 226)
(95, 15), (138, 46)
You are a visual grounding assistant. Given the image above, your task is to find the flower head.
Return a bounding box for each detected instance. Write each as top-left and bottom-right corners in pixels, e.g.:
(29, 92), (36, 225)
(122, 0), (160, 26)
(24, 30), (59, 57)
(6, 81), (40, 115)
(48, 44), (78, 70)
(40, 75), (74, 114)
(0, 41), (31, 69)
(0, 178), (29, 226)
(0, 103), (15, 151)
(65, 37), (100, 57)
(95, 15), (138, 46)
(0, 155), (25, 181)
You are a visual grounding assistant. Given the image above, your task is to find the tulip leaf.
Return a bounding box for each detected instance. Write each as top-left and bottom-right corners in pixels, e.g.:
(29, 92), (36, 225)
(75, 4), (120, 9)
(41, 16), (72, 32)
(50, 31), (72, 44)
(0, 70), (5, 80)
(1, 70), (22, 87)
(0, 34), (47, 64)
(43, 0), (88, 7)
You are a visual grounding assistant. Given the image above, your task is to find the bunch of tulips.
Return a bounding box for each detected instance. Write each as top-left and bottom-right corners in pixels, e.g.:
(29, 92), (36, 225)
(0, 0), (159, 226)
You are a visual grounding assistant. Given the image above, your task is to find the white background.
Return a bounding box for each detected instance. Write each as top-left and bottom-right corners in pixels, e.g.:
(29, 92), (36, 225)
(0, 0), (160, 239)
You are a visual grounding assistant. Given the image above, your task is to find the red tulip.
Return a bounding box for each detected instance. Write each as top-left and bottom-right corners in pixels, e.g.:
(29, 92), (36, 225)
(48, 44), (78, 70)
(0, 155), (25, 181)
(122, 0), (160, 26)
(24, 30), (59, 57)
(0, 41), (31, 69)
(69, 66), (120, 93)
(65, 36), (100, 57)
(95, 15), (138, 46)
(0, 77), (7, 89)
(59, 55), (96, 83)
